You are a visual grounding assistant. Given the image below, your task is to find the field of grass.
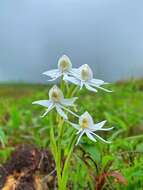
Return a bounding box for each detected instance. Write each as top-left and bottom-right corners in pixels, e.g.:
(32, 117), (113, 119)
(0, 79), (143, 189)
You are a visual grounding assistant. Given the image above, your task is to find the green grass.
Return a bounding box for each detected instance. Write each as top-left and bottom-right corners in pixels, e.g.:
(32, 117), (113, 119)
(0, 79), (143, 189)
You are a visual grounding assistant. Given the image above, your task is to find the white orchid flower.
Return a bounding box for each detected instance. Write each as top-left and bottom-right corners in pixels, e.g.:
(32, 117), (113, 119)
(68, 111), (113, 145)
(64, 64), (111, 92)
(32, 85), (78, 119)
(43, 55), (78, 81)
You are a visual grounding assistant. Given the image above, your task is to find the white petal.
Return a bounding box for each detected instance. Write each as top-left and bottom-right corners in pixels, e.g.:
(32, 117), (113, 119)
(76, 128), (83, 134)
(85, 83), (98, 92)
(63, 75), (80, 86)
(60, 104), (79, 118)
(43, 69), (59, 77)
(98, 127), (114, 131)
(69, 68), (80, 78)
(55, 104), (68, 119)
(91, 132), (111, 144)
(96, 86), (112, 93)
(90, 78), (105, 86)
(70, 68), (79, 74)
(61, 97), (78, 106)
(90, 120), (107, 131)
(86, 131), (97, 142)
(76, 130), (85, 145)
(67, 121), (80, 130)
(89, 79), (112, 92)
(32, 100), (51, 107)
(41, 103), (55, 117)
(92, 121), (114, 131)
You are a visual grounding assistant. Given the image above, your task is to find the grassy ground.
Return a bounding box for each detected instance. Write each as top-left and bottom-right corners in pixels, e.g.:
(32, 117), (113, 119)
(0, 79), (143, 189)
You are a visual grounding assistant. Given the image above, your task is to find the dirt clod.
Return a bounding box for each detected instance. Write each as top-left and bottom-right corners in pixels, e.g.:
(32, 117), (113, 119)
(0, 144), (55, 190)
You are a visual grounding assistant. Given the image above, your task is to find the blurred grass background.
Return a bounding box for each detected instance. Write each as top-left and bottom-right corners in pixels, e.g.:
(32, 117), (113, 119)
(0, 79), (143, 189)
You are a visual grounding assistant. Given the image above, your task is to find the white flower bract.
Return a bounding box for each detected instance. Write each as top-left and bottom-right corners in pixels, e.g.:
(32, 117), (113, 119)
(68, 111), (113, 145)
(64, 64), (111, 92)
(43, 55), (78, 81)
(32, 85), (78, 119)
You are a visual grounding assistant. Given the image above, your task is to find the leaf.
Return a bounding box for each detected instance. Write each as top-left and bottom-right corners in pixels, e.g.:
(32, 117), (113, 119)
(0, 127), (7, 148)
(9, 107), (20, 129)
(83, 144), (101, 163)
(102, 155), (114, 169)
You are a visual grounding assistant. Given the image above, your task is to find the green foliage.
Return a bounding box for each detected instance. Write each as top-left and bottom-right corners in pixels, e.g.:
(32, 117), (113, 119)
(0, 127), (7, 148)
(0, 79), (143, 189)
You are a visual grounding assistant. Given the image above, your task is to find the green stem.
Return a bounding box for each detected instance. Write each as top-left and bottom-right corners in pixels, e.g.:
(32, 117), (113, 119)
(70, 85), (79, 97)
(50, 126), (62, 188)
(125, 134), (143, 140)
(61, 133), (77, 189)
(50, 81), (78, 190)
(56, 117), (65, 190)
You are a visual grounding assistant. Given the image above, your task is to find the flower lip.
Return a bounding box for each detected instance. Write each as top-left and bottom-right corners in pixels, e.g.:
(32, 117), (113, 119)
(80, 64), (93, 81)
(49, 85), (64, 102)
(58, 55), (72, 73)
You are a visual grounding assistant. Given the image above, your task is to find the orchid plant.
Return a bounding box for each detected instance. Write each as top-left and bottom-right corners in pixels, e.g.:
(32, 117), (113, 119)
(33, 55), (113, 190)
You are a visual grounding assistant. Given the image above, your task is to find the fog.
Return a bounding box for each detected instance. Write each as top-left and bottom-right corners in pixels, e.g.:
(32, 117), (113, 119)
(0, 0), (143, 83)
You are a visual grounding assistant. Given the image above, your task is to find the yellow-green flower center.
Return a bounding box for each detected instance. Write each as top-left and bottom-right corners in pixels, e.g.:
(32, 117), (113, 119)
(80, 118), (89, 129)
(80, 65), (93, 81)
(49, 86), (63, 102)
(51, 91), (60, 102)
(59, 60), (69, 72)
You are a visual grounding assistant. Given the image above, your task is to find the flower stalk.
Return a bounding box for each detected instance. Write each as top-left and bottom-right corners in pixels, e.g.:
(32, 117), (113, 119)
(32, 55), (113, 189)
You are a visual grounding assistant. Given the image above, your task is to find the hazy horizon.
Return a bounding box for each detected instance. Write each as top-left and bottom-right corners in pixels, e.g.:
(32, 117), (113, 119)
(0, 0), (143, 83)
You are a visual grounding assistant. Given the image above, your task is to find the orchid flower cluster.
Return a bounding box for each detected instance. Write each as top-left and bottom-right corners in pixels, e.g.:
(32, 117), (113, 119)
(33, 55), (113, 145)
(33, 55), (113, 190)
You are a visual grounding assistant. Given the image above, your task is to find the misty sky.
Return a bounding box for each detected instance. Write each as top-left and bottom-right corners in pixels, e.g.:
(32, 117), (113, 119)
(0, 0), (143, 83)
